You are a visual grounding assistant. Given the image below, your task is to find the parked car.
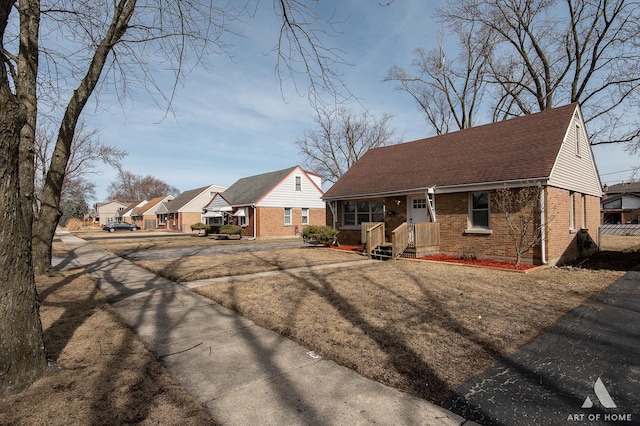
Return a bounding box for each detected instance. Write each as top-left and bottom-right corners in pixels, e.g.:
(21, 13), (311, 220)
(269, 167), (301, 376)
(103, 222), (140, 232)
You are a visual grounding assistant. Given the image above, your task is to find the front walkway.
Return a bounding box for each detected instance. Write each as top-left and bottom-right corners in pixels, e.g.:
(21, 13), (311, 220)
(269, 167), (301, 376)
(58, 232), (472, 425)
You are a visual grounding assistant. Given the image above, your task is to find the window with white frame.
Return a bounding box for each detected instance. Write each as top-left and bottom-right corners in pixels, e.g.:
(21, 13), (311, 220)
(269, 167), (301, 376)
(342, 200), (384, 226)
(575, 124), (582, 157)
(284, 208), (292, 225)
(569, 191), (575, 230)
(301, 208), (309, 225)
(469, 192), (490, 229)
(581, 194), (586, 229)
(295, 176), (302, 191)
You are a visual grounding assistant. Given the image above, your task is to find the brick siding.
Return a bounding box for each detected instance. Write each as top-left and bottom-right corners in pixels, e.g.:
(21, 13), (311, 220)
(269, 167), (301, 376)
(328, 187), (600, 265)
(257, 207), (325, 238)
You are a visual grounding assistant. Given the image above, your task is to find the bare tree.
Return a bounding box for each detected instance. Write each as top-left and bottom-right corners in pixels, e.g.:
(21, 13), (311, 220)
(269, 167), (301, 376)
(493, 184), (551, 265)
(107, 169), (180, 201)
(34, 121), (126, 213)
(1, 0), (350, 395)
(385, 23), (492, 135)
(436, 0), (640, 145)
(296, 107), (397, 183)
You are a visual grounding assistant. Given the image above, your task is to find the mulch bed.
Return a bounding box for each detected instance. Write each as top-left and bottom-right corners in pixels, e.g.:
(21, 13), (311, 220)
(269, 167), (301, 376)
(330, 246), (639, 272)
(419, 253), (537, 271)
(330, 245), (365, 253)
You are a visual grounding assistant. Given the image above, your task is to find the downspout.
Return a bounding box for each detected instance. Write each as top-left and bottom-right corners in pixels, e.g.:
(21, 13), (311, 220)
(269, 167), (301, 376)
(540, 187), (547, 264)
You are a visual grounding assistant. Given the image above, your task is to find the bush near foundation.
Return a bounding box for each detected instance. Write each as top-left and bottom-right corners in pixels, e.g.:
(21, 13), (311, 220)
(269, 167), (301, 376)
(302, 225), (337, 245)
(191, 222), (210, 233)
(219, 224), (243, 235)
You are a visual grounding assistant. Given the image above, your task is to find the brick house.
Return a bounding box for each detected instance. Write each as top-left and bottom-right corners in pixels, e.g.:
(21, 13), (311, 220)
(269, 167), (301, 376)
(161, 184), (226, 232)
(323, 103), (602, 266)
(117, 200), (147, 225)
(203, 166), (325, 239)
(137, 195), (174, 230)
(601, 182), (640, 224)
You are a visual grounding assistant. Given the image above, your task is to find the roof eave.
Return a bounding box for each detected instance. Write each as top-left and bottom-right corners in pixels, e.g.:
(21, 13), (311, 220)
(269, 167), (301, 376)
(323, 178), (551, 201)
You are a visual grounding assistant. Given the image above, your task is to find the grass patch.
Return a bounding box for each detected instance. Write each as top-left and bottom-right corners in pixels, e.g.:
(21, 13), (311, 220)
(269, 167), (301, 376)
(0, 269), (216, 425)
(73, 230), (299, 255)
(134, 247), (362, 282)
(192, 260), (623, 404)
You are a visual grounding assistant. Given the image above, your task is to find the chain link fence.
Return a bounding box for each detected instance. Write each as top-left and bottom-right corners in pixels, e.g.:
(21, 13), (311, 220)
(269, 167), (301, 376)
(599, 224), (640, 252)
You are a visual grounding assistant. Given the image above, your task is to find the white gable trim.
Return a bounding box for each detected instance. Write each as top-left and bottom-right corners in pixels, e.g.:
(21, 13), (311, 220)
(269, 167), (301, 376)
(548, 105), (602, 197)
(256, 166), (325, 208)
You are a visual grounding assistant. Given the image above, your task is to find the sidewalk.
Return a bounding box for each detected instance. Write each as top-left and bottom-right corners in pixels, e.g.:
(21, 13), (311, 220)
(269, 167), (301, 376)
(58, 232), (472, 425)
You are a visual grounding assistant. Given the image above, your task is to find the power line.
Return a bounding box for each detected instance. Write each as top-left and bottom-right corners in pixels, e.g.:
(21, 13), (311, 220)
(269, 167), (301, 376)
(600, 168), (634, 176)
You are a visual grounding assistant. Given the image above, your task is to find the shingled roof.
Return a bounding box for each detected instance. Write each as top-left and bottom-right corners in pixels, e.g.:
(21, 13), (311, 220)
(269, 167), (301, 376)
(222, 166), (298, 206)
(324, 103), (579, 200)
(166, 185), (211, 212)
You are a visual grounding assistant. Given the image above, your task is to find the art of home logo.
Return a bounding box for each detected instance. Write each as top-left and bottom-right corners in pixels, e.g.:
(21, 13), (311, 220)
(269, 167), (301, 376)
(566, 377), (633, 423)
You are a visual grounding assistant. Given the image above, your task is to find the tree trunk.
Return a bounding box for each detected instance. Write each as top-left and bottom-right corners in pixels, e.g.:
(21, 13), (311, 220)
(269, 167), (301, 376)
(32, 0), (135, 274)
(0, 63), (47, 397)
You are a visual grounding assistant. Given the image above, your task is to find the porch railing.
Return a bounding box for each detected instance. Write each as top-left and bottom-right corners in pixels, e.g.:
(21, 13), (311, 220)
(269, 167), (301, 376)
(392, 222), (440, 259)
(391, 222), (409, 259)
(413, 222), (440, 251)
(363, 222), (385, 258)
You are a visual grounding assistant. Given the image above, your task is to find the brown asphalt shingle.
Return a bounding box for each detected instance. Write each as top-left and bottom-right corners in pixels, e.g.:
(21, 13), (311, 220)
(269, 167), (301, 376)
(323, 103), (578, 199)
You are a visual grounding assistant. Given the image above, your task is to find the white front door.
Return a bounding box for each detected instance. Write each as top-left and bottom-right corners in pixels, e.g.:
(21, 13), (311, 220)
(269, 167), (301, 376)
(408, 195), (429, 223)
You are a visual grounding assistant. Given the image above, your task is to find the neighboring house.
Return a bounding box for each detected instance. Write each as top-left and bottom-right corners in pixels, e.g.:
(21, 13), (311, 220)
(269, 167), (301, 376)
(162, 184), (227, 232)
(95, 200), (128, 226)
(601, 182), (640, 224)
(138, 195), (174, 230)
(118, 200), (148, 225)
(203, 166), (325, 239)
(323, 103), (602, 266)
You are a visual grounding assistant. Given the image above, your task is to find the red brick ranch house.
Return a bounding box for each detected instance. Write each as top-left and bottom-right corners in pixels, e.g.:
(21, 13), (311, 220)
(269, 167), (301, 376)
(322, 103), (602, 266)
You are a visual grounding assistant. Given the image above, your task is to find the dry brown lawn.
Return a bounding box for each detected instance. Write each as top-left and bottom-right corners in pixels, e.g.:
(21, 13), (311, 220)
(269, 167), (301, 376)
(134, 247), (362, 282)
(190, 258), (625, 404)
(74, 229), (294, 255)
(6, 233), (631, 423)
(0, 246), (216, 425)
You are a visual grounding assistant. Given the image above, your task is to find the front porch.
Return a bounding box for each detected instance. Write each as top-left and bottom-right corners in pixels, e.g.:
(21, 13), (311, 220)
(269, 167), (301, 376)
(361, 222), (440, 260)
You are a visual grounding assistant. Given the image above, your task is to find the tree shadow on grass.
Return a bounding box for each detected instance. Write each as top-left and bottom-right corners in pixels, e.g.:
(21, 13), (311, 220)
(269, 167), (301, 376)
(50, 235), (216, 425)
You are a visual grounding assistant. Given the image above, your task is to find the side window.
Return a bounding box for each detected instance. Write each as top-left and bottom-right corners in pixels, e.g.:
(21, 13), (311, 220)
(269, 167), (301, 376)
(470, 192), (490, 229)
(301, 208), (309, 225)
(569, 192), (575, 230)
(295, 176), (302, 191)
(284, 208), (292, 225)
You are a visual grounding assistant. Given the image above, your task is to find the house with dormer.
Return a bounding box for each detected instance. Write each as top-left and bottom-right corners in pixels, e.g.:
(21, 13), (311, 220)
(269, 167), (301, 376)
(323, 103), (602, 266)
(203, 166), (325, 238)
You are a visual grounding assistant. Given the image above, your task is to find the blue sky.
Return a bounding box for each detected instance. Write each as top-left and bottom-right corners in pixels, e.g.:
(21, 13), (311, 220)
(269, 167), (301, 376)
(83, 0), (634, 202)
